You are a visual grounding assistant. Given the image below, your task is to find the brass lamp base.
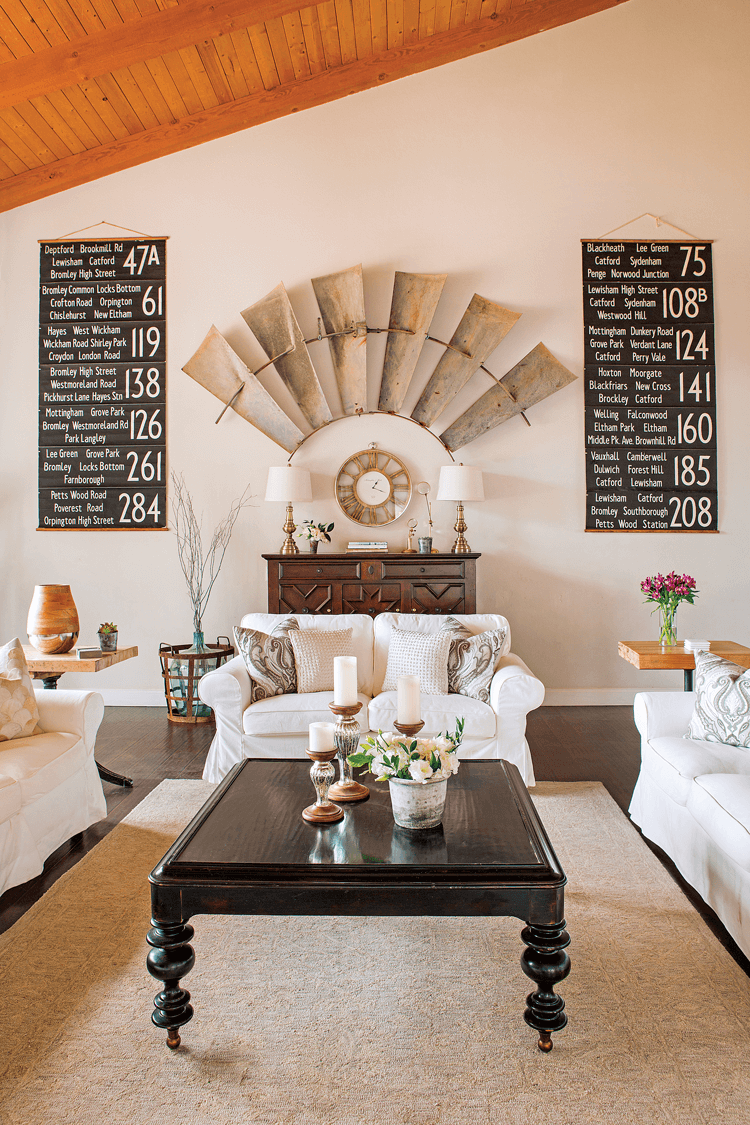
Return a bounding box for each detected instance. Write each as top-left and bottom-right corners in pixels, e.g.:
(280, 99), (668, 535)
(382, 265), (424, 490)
(279, 501), (299, 555)
(450, 501), (471, 554)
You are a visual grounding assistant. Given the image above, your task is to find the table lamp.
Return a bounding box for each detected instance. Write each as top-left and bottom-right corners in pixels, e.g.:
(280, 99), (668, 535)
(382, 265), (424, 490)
(265, 465), (312, 554)
(435, 464), (485, 553)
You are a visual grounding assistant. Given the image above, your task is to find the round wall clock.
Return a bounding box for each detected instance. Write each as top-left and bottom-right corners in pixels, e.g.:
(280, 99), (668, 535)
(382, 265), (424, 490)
(335, 447), (412, 525)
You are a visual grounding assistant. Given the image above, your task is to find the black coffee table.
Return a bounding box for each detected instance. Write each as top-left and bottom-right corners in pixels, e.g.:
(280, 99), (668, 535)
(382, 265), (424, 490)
(147, 759), (570, 1051)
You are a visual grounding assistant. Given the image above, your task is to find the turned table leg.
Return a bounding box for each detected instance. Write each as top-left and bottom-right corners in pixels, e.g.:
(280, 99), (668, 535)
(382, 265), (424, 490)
(520, 920), (571, 1051)
(146, 920), (195, 1048)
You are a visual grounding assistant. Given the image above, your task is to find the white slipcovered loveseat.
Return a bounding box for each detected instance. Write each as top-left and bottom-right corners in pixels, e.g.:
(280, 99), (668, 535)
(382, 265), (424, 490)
(199, 612), (544, 786)
(0, 688), (106, 897)
(629, 690), (750, 960)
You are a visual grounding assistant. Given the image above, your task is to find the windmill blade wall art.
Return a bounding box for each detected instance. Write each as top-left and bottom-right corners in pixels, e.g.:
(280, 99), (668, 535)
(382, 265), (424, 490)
(182, 326), (305, 454)
(379, 271), (447, 413)
(241, 284), (332, 431)
(411, 294), (522, 427)
(311, 265), (368, 416)
(440, 343), (577, 451)
(183, 267), (576, 458)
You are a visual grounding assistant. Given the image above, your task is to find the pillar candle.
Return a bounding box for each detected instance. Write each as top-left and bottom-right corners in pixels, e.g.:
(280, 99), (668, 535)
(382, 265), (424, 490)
(309, 721), (336, 751)
(397, 674), (421, 725)
(333, 656), (358, 705)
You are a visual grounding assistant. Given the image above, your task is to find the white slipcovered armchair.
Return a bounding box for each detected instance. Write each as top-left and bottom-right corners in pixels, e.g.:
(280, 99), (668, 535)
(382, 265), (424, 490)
(0, 688), (106, 897)
(199, 612), (544, 786)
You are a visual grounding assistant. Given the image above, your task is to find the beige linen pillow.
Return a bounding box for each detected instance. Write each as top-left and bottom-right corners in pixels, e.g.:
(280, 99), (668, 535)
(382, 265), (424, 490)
(234, 617), (299, 702)
(0, 637), (43, 742)
(381, 627), (450, 695)
(289, 628), (354, 693)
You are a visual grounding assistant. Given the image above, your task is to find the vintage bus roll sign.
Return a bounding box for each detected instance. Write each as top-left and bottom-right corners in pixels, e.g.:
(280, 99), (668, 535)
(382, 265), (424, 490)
(582, 240), (717, 532)
(38, 238), (167, 530)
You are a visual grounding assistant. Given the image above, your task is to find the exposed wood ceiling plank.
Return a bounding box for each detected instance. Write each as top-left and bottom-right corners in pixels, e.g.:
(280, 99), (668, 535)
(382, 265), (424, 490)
(299, 7), (326, 75)
(209, 32), (252, 99)
(282, 11), (312, 80)
(264, 16), (297, 83)
(247, 22), (282, 87)
(0, 0), (318, 110)
(176, 44), (222, 108)
(0, 0), (630, 212)
(403, 0), (419, 44)
(372, 0), (388, 52)
(13, 99), (76, 158)
(389, 0), (404, 47)
(28, 93), (88, 152)
(227, 29), (266, 91)
(316, 1), (342, 67)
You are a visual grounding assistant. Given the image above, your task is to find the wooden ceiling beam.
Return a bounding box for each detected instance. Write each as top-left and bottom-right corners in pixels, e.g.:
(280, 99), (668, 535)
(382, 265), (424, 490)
(0, 0), (311, 113)
(0, 0), (629, 212)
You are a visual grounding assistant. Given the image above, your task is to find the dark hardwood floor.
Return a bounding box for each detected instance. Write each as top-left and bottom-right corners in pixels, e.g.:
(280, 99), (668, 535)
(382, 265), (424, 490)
(1, 704), (748, 978)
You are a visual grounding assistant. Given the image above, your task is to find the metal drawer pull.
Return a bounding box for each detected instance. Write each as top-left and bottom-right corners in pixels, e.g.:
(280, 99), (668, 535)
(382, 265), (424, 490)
(420, 567), (425, 573)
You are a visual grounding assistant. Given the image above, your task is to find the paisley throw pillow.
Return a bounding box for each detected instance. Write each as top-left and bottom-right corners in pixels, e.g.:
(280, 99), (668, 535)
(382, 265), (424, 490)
(234, 617), (299, 702)
(440, 616), (509, 704)
(686, 651), (750, 748)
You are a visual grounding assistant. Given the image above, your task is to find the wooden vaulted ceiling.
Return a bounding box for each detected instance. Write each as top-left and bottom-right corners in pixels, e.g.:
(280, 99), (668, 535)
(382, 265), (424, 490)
(0, 0), (627, 213)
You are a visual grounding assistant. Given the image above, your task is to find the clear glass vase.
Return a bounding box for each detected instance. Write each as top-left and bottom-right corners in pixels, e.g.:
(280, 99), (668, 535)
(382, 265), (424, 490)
(168, 630), (212, 719)
(658, 604), (677, 647)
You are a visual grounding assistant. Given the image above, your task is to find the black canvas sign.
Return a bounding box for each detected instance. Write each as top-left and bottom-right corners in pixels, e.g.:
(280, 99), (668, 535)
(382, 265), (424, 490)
(582, 240), (717, 531)
(38, 238), (167, 530)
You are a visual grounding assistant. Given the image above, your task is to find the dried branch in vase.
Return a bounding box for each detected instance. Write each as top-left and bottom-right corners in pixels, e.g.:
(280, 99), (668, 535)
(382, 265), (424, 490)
(171, 471), (253, 635)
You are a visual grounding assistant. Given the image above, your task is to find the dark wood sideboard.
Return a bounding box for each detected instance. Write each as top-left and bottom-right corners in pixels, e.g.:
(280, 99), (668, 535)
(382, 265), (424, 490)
(263, 553), (479, 616)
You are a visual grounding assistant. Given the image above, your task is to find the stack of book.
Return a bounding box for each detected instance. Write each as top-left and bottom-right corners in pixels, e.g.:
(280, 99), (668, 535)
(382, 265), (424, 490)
(347, 541), (388, 552)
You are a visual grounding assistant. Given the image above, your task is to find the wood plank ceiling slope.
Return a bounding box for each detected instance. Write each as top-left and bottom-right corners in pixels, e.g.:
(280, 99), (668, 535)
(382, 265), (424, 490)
(0, 0), (628, 212)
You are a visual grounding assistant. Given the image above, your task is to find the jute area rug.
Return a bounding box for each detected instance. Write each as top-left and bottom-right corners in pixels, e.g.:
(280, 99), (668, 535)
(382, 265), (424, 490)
(1, 781), (749, 1125)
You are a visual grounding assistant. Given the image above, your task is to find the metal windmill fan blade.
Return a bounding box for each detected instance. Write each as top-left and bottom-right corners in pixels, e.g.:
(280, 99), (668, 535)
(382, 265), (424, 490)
(411, 294), (521, 427)
(241, 283), (332, 430)
(378, 271), (447, 413)
(439, 343), (576, 451)
(182, 326), (304, 453)
(311, 264), (367, 416)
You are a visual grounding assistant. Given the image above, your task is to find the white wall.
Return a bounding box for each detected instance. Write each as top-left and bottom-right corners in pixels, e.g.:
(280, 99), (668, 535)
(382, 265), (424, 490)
(1, 0), (748, 704)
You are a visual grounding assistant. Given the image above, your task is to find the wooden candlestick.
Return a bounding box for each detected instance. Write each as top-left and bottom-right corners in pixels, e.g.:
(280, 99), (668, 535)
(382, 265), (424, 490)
(393, 719), (425, 738)
(328, 701), (369, 802)
(302, 746), (344, 824)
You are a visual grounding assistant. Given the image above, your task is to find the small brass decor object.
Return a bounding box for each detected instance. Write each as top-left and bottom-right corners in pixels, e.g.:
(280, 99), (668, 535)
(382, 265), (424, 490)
(403, 518), (418, 553)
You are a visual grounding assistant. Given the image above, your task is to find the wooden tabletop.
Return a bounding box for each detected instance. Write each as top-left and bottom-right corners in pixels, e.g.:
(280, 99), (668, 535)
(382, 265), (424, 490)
(618, 641), (750, 671)
(24, 644), (138, 675)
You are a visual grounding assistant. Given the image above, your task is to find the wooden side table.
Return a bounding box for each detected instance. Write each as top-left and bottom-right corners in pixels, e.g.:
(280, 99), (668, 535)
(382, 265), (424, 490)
(618, 640), (750, 691)
(24, 644), (138, 787)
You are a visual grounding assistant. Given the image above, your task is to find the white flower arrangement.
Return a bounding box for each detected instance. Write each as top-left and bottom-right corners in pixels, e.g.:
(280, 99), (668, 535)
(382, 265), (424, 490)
(348, 718), (464, 783)
(297, 520), (334, 542)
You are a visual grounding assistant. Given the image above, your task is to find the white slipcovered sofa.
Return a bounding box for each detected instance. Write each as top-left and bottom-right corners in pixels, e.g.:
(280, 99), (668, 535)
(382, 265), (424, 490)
(629, 690), (750, 960)
(200, 612), (544, 786)
(0, 688), (106, 897)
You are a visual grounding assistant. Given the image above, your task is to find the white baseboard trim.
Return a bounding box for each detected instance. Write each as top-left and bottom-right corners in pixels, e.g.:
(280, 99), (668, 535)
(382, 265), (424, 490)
(98, 689), (167, 707)
(543, 689), (639, 706)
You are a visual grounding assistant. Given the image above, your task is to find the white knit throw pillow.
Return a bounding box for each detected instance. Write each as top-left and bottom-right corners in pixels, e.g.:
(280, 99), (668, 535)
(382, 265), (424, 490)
(289, 628), (354, 694)
(381, 627), (450, 695)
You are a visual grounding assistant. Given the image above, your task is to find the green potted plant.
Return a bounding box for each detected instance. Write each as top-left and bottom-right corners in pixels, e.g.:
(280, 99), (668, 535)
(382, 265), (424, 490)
(98, 622), (118, 653)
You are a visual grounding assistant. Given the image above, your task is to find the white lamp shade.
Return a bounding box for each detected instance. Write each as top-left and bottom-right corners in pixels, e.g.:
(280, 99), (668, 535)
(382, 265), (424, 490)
(265, 465), (312, 503)
(435, 465), (485, 502)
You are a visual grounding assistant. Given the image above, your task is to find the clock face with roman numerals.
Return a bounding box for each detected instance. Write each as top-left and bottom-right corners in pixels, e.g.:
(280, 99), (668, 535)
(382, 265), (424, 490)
(335, 448), (412, 525)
